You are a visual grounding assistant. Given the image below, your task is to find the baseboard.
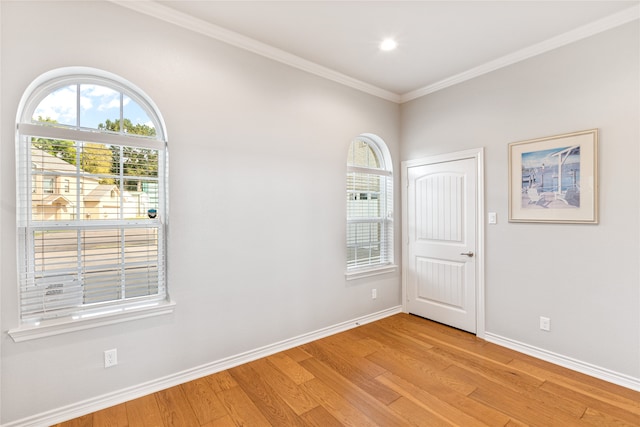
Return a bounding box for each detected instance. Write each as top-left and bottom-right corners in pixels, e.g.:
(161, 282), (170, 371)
(484, 332), (640, 392)
(2, 306), (402, 427)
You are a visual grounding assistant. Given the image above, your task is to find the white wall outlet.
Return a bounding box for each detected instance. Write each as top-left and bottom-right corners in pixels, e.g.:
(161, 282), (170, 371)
(539, 316), (551, 331)
(372, 289), (377, 299)
(104, 348), (118, 368)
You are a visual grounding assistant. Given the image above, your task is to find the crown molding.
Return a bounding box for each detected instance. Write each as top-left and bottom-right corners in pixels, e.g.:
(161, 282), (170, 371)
(110, 0), (401, 103)
(400, 4), (640, 103)
(111, 1), (638, 104)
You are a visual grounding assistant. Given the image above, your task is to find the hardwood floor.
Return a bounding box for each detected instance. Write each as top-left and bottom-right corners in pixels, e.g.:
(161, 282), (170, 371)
(54, 313), (640, 426)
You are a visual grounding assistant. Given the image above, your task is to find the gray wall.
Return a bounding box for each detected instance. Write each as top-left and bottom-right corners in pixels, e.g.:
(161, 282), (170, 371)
(401, 22), (639, 379)
(0, 2), (401, 423)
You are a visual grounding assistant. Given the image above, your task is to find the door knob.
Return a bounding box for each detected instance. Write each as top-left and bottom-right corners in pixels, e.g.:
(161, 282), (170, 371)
(460, 251), (474, 257)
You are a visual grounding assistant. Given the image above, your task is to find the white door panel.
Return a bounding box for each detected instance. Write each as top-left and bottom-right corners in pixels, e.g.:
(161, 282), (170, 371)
(405, 157), (477, 333)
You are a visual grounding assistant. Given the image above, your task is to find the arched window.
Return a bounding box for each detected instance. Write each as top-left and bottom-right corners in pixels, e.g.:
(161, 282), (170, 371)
(346, 134), (394, 275)
(12, 68), (171, 339)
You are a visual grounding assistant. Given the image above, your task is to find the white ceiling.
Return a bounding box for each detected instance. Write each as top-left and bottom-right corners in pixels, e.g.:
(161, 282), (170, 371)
(120, 1), (639, 102)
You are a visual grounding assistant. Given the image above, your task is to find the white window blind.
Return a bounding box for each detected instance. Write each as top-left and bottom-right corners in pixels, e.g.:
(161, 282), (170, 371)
(346, 137), (393, 270)
(16, 73), (168, 325)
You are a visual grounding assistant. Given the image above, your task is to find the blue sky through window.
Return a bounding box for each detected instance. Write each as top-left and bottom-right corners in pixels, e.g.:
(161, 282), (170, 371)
(33, 84), (154, 131)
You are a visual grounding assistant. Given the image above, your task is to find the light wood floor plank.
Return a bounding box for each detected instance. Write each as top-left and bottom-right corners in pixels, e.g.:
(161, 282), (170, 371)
(448, 364), (586, 426)
(181, 377), (228, 425)
(155, 385), (200, 427)
(319, 329), (381, 359)
(300, 340), (400, 405)
(228, 362), (307, 426)
(52, 414), (93, 427)
(200, 414), (237, 427)
(370, 352), (509, 426)
(299, 356), (407, 427)
(215, 385), (271, 427)
(92, 403), (128, 427)
(581, 406), (640, 427)
(298, 378), (379, 427)
(254, 357), (319, 415)
(360, 319), (437, 357)
(433, 345), (578, 412)
(203, 370), (238, 394)
(365, 344), (476, 396)
(510, 358), (640, 413)
(357, 324), (447, 369)
(509, 350), (640, 402)
(541, 380), (640, 425)
(298, 405), (344, 427)
(302, 338), (387, 380)
(125, 394), (165, 427)
(283, 346), (313, 363)
(433, 344), (544, 390)
(265, 352), (315, 385)
(376, 371), (494, 427)
(387, 395), (455, 427)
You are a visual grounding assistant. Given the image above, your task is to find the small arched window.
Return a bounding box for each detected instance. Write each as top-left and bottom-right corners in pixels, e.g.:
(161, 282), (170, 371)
(346, 134), (394, 276)
(12, 68), (171, 339)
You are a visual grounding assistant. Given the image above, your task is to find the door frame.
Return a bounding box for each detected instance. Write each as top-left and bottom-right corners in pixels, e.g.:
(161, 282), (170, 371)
(401, 148), (485, 338)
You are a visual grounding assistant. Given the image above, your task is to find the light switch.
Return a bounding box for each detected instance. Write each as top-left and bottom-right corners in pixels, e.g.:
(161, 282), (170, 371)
(488, 212), (497, 224)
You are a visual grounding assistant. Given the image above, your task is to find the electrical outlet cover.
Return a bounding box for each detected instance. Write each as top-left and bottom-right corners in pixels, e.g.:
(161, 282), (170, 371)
(104, 349), (118, 368)
(539, 317), (551, 331)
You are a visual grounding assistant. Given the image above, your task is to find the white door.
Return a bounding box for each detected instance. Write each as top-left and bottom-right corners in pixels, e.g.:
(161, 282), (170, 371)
(404, 155), (478, 333)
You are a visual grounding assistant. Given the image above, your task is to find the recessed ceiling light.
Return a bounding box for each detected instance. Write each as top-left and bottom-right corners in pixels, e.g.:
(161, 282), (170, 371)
(380, 38), (398, 52)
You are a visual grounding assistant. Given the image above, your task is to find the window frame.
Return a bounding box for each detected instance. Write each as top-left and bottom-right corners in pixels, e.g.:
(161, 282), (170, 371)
(9, 67), (174, 342)
(345, 134), (396, 280)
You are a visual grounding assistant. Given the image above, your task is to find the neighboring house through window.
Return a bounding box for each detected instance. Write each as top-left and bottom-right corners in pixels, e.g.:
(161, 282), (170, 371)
(11, 67), (173, 341)
(346, 134), (394, 278)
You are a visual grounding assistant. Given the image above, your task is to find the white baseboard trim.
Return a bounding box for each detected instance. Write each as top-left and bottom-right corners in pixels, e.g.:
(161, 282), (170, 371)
(484, 332), (640, 392)
(3, 306), (402, 427)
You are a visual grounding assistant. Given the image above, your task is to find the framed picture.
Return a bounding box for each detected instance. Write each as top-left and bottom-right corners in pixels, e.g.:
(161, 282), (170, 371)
(508, 129), (598, 223)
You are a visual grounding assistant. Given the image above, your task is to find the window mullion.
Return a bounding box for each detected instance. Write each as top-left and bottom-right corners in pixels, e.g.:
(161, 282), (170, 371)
(347, 165), (391, 176)
(368, 221), (373, 262)
(119, 92), (124, 133)
(119, 145), (124, 196)
(119, 145), (126, 300)
(120, 227), (126, 300)
(77, 229), (83, 303)
(119, 147), (124, 221)
(76, 83), (80, 128)
(19, 123), (164, 150)
(26, 143), (33, 224)
(75, 139), (81, 221)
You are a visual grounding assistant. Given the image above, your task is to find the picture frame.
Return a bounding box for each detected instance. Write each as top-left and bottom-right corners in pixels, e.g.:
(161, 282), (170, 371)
(508, 129), (598, 223)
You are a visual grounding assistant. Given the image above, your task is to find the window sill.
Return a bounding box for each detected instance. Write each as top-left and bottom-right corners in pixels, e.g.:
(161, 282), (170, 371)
(345, 264), (397, 281)
(8, 300), (176, 342)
